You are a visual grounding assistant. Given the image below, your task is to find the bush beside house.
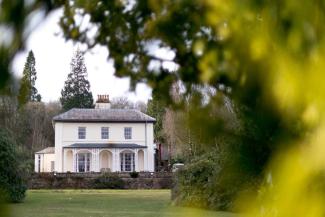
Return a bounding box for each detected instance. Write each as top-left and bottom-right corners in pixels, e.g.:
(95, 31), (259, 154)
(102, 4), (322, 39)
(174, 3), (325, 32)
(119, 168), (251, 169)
(172, 151), (258, 211)
(0, 129), (27, 202)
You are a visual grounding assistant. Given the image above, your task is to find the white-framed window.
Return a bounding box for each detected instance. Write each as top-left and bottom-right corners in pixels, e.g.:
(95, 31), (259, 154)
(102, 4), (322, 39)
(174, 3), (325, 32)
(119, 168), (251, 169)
(38, 154), (41, 172)
(78, 127), (86, 139)
(120, 152), (135, 172)
(76, 152), (91, 172)
(51, 161), (55, 172)
(124, 127), (132, 139)
(101, 127), (109, 139)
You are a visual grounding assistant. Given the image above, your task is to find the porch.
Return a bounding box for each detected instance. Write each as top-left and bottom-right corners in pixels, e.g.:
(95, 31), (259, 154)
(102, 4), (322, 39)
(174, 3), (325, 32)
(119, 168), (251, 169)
(63, 143), (147, 172)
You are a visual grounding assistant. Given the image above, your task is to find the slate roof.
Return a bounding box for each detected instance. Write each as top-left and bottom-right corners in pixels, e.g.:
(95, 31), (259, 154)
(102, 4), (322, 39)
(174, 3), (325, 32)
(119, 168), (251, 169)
(64, 143), (147, 149)
(35, 147), (55, 154)
(53, 108), (156, 123)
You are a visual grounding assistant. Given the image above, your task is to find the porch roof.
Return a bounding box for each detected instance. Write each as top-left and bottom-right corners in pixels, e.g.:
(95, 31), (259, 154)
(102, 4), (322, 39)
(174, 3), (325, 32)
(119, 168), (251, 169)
(35, 147), (55, 154)
(64, 143), (147, 149)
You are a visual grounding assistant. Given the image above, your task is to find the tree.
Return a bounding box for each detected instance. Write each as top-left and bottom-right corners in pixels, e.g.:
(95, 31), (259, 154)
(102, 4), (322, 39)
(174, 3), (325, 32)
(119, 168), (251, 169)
(110, 97), (147, 112)
(110, 97), (134, 109)
(134, 101), (147, 113)
(17, 50), (41, 105)
(60, 49), (94, 111)
(147, 93), (166, 143)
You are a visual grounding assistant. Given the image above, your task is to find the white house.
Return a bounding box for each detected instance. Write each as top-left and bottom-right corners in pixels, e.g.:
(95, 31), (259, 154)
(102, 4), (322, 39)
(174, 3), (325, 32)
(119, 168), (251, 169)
(35, 95), (156, 173)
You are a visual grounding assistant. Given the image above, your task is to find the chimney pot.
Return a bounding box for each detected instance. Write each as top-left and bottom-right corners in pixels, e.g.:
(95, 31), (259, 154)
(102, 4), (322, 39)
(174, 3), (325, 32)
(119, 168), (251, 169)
(95, 94), (111, 109)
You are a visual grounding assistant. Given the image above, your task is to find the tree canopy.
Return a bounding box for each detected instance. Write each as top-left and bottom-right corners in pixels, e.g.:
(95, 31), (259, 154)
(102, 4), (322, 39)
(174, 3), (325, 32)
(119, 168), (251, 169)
(55, 0), (325, 167)
(60, 49), (94, 111)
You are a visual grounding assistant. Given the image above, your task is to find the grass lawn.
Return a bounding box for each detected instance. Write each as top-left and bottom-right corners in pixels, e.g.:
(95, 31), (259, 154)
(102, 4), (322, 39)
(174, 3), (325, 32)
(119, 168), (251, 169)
(7, 190), (237, 217)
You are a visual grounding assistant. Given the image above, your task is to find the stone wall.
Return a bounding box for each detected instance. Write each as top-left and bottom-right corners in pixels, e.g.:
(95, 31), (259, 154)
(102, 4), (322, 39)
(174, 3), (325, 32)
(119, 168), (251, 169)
(28, 172), (173, 189)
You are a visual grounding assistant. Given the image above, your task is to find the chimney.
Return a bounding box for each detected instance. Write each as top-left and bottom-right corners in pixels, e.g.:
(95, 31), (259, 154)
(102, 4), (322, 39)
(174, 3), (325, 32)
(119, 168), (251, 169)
(95, 94), (111, 109)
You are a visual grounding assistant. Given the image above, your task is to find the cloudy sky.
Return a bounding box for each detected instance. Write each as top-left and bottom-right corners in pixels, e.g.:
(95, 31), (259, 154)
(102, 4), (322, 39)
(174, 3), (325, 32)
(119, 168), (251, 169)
(12, 9), (152, 103)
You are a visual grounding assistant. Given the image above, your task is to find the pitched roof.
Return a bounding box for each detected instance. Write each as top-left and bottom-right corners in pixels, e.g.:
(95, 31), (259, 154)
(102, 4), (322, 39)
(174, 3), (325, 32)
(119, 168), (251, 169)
(35, 147), (55, 154)
(64, 143), (147, 149)
(53, 108), (156, 123)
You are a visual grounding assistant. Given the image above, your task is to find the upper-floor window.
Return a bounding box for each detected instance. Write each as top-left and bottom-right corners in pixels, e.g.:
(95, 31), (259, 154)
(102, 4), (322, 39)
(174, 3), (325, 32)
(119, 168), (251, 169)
(101, 127), (109, 139)
(78, 127), (86, 139)
(124, 127), (132, 139)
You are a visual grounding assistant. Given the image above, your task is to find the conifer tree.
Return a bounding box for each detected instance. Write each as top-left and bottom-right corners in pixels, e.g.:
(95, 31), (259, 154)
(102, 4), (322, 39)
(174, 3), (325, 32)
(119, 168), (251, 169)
(60, 49), (94, 111)
(18, 50), (41, 105)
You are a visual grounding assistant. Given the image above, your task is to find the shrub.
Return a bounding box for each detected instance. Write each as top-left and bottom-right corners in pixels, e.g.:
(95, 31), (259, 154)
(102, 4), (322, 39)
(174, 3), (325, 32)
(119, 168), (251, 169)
(93, 173), (125, 189)
(0, 129), (27, 203)
(172, 150), (257, 211)
(129, 171), (139, 178)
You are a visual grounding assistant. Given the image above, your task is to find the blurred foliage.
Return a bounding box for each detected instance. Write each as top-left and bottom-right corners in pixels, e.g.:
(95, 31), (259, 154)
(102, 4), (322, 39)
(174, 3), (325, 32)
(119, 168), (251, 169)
(170, 92), (272, 210)
(0, 0), (57, 88)
(56, 0), (310, 162)
(1, 0), (325, 216)
(56, 0), (325, 214)
(172, 150), (258, 210)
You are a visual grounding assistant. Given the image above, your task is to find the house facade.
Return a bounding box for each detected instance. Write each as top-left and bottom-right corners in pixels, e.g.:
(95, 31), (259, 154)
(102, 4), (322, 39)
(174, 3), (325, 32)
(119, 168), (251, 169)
(35, 95), (156, 173)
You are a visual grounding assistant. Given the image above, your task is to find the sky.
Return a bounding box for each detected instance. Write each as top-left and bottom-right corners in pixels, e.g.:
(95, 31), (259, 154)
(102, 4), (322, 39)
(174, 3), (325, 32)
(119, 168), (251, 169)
(12, 9), (152, 103)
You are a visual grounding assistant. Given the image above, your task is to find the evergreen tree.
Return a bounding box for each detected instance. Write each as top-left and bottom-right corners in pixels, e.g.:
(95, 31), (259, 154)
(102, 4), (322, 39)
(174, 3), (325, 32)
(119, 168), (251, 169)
(17, 50), (41, 105)
(147, 93), (166, 143)
(60, 49), (94, 111)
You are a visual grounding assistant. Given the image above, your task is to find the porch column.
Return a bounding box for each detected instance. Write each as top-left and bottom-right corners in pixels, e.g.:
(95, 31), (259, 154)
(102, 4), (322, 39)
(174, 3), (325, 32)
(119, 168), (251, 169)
(92, 148), (100, 172)
(72, 149), (76, 172)
(111, 149), (116, 172)
(134, 149), (138, 172)
(113, 149), (120, 172)
(62, 150), (66, 172)
(144, 149), (148, 171)
(63, 149), (66, 172)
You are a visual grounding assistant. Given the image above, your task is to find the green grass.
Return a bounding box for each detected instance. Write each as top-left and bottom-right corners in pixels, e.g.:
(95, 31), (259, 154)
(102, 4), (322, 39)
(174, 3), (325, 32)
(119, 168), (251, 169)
(8, 190), (237, 217)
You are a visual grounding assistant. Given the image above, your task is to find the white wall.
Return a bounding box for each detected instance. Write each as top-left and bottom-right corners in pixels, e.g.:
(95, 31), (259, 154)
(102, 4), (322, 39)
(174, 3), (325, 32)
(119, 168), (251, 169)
(55, 122), (63, 172)
(60, 122), (147, 144)
(55, 122), (155, 172)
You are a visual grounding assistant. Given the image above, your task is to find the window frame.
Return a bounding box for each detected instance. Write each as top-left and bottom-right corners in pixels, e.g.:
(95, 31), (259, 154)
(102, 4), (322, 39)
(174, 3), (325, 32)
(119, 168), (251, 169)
(124, 127), (132, 140)
(78, 127), (86, 139)
(50, 161), (55, 172)
(38, 154), (41, 172)
(76, 152), (91, 172)
(120, 152), (135, 172)
(101, 127), (109, 139)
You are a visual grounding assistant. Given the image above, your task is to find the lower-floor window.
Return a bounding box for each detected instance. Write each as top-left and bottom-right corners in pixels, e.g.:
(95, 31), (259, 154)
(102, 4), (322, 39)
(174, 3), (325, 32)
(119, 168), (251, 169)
(120, 152), (135, 172)
(38, 154), (41, 172)
(76, 153), (91, 172)
(51, 161), (55, 172)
